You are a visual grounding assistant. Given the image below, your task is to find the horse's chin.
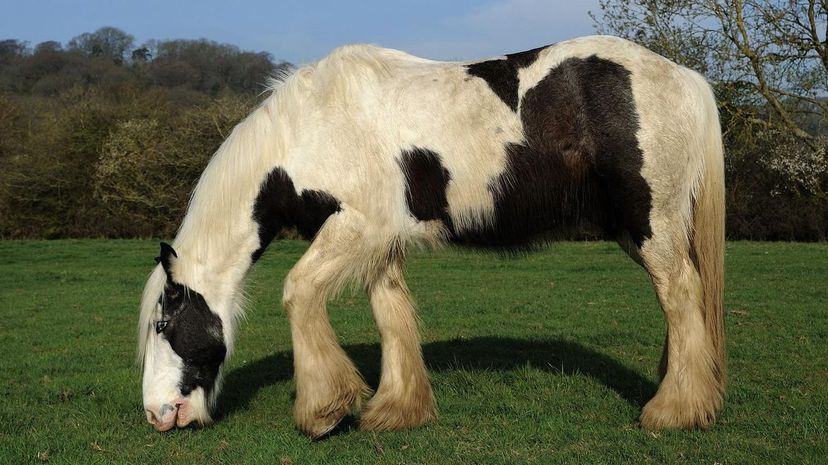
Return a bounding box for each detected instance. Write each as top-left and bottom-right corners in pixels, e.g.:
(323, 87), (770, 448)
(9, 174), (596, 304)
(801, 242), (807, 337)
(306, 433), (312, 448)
(179, 387), (213, 427)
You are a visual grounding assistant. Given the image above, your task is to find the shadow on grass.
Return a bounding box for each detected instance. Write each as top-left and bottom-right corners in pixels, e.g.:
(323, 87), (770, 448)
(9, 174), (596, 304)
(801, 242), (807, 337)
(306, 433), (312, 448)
(218, 337), (657, 423)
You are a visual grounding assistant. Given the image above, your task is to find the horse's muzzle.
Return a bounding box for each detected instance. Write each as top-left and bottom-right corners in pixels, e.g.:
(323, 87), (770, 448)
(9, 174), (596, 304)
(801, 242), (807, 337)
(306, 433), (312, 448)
(146, 399), (195, 431)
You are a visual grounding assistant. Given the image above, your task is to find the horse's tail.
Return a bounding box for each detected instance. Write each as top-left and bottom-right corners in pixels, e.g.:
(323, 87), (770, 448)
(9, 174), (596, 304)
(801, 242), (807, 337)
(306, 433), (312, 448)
(691, 75), (727, 391)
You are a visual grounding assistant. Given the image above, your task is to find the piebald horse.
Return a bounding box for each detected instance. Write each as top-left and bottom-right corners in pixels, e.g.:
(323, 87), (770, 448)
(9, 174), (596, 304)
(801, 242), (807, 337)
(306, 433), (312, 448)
(138, 35), (726, 437)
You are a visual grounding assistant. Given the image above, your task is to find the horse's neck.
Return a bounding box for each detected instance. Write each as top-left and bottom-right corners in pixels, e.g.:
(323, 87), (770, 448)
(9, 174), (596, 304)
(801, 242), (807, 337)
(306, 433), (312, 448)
(172, 98), (285, 311)
(171, 207), (258, 323)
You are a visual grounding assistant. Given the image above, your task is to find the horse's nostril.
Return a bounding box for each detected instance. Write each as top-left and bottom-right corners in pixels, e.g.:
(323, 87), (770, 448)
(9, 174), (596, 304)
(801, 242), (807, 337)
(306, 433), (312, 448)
(159, 403), (175, 418)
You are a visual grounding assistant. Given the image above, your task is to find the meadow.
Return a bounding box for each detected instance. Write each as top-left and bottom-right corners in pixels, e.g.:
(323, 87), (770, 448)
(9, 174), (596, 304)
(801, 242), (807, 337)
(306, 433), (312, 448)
(1, 240), (826, 464)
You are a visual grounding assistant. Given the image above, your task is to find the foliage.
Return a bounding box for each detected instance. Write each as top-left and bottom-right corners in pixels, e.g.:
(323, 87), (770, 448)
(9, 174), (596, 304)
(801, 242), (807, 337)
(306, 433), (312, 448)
(0, 240), (826, 463)
(93, 95), (254, 237)
(0, 27), (284, 239)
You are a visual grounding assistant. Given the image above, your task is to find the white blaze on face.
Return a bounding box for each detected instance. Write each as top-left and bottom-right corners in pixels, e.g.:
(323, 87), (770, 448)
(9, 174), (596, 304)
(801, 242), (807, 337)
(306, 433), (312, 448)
(141, 303), (215, 431)
(142, 313), (184, 420)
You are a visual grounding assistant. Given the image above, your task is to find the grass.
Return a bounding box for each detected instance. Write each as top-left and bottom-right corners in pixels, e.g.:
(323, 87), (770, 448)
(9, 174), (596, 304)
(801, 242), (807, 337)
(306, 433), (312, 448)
(0, 240), (826, 464)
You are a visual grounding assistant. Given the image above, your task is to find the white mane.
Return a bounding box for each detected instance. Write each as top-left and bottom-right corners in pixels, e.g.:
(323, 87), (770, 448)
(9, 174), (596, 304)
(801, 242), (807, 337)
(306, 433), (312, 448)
(137, 67), (302, 367)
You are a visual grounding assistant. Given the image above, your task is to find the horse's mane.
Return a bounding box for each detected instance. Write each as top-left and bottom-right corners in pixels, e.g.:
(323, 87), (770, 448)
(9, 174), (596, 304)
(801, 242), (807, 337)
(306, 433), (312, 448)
(137, 266), (166, 367)
(137, 67), (300, 367)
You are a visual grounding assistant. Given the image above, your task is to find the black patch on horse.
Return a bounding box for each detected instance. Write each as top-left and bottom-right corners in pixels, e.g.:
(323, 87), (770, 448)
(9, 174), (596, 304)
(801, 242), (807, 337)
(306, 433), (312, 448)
(454, 55), (653, 248)
(398, 148), (452, 226)
(252, 167), (342, 261)
(465, 45), (547, 111)
(158, 280), (226, 397)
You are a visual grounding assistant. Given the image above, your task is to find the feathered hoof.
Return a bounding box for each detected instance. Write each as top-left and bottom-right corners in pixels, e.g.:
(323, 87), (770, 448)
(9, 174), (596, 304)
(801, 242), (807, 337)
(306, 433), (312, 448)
(639, 391), (722, 431)
(359, 392), (437, 432)
(295, 409), (347, 439)
(294, 381), (370, 439)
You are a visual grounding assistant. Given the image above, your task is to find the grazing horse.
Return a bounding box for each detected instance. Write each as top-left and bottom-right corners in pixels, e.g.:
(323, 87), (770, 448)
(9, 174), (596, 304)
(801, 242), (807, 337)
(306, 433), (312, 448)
(138, 35), (725, 437)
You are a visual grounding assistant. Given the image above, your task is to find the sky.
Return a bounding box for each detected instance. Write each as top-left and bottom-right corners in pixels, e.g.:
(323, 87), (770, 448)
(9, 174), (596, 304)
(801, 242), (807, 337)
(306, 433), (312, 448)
(1, 0), (600, 64)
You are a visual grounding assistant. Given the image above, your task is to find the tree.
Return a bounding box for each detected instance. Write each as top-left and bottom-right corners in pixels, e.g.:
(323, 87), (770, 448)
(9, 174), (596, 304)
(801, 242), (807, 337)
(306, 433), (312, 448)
(0, 39), (28, 65)
(0, 40), (28, 91)
(592, 0), (827, 142)
(34, 41), (62, 54)
(131, 46), (151, 63)
(148, 39), (280, 94)
(68, 27), (135, 64)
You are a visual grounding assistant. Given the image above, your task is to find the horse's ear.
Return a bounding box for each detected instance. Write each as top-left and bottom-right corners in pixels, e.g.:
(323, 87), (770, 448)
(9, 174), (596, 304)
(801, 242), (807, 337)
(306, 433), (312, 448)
(157, 242), (178, 279)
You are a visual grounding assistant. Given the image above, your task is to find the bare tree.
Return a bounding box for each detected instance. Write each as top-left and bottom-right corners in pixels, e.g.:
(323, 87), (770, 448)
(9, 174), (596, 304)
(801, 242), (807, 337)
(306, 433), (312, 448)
(592, 0), (828, 141)
(68, 26), (135, 64)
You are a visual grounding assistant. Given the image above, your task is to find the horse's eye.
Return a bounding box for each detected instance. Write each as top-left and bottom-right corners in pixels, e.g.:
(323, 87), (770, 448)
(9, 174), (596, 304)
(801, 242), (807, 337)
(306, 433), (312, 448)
(155, 320), (169, 334)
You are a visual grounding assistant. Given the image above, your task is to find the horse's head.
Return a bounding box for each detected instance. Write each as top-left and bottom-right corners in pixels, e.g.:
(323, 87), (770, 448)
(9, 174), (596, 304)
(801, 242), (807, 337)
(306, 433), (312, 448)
(139, 243), (227, 431)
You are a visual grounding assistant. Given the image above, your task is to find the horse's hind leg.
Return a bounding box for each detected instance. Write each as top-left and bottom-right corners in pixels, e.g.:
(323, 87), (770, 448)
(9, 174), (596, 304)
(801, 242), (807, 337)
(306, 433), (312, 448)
(638, 227), (724, 429)
(283, 209), (371, 438)
(360, 249), (436, 431)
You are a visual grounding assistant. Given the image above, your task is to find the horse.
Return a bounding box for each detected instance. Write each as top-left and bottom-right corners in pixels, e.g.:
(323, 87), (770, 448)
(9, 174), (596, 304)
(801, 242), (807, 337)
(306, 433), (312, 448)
(137, 35), (726, 437)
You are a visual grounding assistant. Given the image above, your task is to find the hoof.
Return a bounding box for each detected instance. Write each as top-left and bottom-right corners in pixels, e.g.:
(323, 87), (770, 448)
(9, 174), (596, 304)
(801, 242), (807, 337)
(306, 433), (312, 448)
(359, 392), (437, 432)
(295, 381), (370, 439)
(298, 410), (347, 439)
(639, 393), (720, 431)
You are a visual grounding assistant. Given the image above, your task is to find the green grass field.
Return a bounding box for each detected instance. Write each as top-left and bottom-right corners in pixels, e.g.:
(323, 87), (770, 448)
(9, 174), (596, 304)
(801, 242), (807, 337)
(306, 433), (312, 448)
(1, 240), (826, 464)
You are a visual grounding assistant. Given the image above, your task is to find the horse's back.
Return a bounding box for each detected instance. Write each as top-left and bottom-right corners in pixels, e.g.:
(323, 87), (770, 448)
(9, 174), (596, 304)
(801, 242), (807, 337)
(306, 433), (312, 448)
(281, 37), (717, 248)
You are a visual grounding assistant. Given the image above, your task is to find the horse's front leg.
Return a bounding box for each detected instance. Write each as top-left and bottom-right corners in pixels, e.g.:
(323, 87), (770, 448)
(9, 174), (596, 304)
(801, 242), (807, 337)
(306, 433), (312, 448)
(283, 211), (370, 438)
(360, 253), (437, 431)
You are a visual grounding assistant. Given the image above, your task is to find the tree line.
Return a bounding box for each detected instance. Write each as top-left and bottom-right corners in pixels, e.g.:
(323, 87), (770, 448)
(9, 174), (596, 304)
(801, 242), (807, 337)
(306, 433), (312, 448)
(0, 27), (290, 238)
(1, 12), (827, 240)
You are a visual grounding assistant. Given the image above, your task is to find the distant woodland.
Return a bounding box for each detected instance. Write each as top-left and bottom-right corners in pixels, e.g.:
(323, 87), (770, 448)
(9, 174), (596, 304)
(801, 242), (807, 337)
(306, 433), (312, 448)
(0, 27), (289, 238)
(1, 21), (826, 240)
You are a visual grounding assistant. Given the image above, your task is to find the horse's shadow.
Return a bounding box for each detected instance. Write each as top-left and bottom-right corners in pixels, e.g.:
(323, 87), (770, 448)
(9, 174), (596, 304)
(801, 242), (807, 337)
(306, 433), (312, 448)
(217, 337), (657, 422)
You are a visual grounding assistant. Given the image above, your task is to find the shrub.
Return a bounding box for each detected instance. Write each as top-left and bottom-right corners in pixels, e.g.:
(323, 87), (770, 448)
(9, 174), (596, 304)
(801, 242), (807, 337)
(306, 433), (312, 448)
(93, 95), (253, 237)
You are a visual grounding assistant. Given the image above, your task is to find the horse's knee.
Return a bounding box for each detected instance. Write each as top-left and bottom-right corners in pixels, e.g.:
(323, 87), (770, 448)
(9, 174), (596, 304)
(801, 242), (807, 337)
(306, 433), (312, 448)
(281, 272), (301, 310)
(282, 269), (321, 320)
